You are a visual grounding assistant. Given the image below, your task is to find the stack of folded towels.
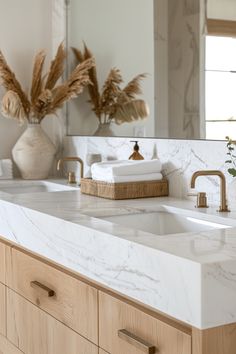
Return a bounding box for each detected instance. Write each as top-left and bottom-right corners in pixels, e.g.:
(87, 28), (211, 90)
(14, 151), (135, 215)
(91, 159), (162, 183)
(0, 159), (13, 180)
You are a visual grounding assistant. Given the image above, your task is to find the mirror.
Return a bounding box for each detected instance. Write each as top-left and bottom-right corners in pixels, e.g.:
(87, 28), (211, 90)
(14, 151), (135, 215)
(66, 0), (236, 140)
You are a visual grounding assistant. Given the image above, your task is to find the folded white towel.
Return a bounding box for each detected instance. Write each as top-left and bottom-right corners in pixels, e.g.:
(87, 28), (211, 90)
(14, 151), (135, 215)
(91, 159), (162, 178)
(92, 172), (163, 183)
(0, 159), (13, 180)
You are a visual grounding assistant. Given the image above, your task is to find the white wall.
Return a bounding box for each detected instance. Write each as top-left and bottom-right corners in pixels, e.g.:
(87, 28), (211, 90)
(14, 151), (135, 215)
(208, 0), (236, 20)
(0, 0), (56, 159)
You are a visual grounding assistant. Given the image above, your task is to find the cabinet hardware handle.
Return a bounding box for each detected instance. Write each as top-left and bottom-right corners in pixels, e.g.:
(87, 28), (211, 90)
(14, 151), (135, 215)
(30, 281), (55, 297)
(118, 329), (156, 353)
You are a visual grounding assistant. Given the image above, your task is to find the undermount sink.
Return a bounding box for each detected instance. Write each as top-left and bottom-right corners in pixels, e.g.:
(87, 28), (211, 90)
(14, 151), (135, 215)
(99, 207), (231, 235)
(0, 180), (78, 195)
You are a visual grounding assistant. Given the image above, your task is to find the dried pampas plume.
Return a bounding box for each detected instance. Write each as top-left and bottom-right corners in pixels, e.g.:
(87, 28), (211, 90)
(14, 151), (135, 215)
(72, 42), (149, 125)
(31, 50), (46, 104)
(45, 43), (66, 90)
(1, 90), (26, 123)
(0, 43), (94, 124)
(114, 100), (150, 125)
(0, 51), (30, 117)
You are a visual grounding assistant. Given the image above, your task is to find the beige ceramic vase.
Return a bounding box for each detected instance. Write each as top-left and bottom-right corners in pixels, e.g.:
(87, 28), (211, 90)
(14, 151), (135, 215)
(12, 124), (56, 180)
(93, 122), (115, 136)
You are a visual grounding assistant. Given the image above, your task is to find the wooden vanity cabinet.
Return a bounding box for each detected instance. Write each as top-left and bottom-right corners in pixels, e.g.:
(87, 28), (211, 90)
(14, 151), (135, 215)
(99, 292), (191, 354)
(0, 284), (6, 338)
(0, 239), (235, 354)
(192, 326), (236, 354)
(0, 243), (6, 341)
(7, 288), (98, 354)
(0, 242), (5, 285)
(7, 248), (98, 344)
(0, 334), (24, 354)
(99, 349), (110, 354)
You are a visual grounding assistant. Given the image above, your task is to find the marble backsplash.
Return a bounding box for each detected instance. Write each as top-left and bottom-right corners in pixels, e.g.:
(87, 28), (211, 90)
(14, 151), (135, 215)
(63, 136), (236, 208)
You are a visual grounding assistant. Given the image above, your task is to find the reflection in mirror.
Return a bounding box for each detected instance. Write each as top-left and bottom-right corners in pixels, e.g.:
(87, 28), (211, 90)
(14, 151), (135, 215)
(66, 0), (236, 141)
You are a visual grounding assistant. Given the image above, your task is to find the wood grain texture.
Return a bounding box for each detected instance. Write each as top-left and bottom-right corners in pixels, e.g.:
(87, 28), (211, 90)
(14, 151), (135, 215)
(0, 334), (24, 354)
(0, 284), (5, 337)
(99, 291), (191, 354)
(0, 243), (5, 285)
(192, 325), (236, 354)
(99, 349), (110, 354)
(207, 19), (236, 37)
(7, 248), (98, 344)
(7, 289), (98, 354)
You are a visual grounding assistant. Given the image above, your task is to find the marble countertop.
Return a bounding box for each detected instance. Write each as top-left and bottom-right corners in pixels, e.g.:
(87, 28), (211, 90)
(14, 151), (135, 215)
(0, 179), (236, 330)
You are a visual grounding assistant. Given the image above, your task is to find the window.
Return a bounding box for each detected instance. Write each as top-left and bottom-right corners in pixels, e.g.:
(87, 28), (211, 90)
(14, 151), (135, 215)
(205, 32), (236, 140)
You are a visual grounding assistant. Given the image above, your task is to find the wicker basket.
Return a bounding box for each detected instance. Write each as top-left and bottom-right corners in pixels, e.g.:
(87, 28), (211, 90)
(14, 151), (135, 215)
(80, 178), (169, 200)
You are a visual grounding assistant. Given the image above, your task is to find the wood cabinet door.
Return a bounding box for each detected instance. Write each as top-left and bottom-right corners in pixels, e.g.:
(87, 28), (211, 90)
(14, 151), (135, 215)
(0, 243), (5, 285)
(7, 248), (98, 344)
(99, 292), (191, 354)
(0, 284), (6, 337)
(0, 334), (24, 354)
(7, 288), (98, 354)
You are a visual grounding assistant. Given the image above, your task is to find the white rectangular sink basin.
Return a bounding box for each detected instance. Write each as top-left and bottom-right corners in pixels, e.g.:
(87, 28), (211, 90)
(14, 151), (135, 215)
(0, 180), (78, 195)
(99, 209), (231, 235)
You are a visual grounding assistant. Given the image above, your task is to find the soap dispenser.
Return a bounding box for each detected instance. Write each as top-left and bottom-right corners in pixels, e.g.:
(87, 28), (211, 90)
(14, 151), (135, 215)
(129, 141), (144, 160)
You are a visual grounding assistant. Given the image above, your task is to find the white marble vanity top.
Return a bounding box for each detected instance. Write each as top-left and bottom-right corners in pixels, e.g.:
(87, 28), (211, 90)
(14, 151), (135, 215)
(0, 179), (236, 330)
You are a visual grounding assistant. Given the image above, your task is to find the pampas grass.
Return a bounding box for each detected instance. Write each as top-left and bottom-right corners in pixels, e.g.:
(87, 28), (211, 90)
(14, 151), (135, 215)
(0, 52), (30, 116)
(72, 42), (149, 125)
(0, 43), (94, 124)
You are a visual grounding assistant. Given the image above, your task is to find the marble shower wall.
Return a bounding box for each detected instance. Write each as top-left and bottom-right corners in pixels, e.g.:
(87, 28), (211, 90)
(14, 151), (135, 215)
(64, 136), (236, 208)
(167, 0), (205, 139)
(154, 0), (206, 139)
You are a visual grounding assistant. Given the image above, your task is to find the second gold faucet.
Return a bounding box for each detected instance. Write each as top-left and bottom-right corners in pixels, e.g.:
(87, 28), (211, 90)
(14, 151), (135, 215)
(190, 170), (230, 212)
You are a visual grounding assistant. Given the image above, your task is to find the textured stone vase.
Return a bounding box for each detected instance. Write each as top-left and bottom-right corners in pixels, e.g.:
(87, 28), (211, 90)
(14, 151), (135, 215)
(93, 122), (115, 137)
(12, 124), (56, 180)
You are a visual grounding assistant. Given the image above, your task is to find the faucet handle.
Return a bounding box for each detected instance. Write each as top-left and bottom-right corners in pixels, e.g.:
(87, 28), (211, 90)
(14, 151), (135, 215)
(68, 171), (77, 185)
(188, 192), (208, 208)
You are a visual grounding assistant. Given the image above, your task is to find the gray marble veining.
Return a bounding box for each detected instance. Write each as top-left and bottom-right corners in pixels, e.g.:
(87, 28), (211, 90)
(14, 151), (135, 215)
(0, 184), (236, 329)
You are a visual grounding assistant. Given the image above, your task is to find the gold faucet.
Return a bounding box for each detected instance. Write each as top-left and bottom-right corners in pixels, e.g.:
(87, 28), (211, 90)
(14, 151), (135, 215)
(190, 170), (230, 212)
(57, 157), (84, 184)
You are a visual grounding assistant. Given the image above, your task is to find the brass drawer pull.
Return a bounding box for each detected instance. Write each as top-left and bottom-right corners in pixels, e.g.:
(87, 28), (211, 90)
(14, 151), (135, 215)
(30, 281), (55, 297)
(118, 329), (156, 353)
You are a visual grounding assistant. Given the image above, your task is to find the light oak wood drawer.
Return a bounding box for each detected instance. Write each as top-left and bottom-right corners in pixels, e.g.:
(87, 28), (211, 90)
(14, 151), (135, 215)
(0, 334), (24, 354)
(7, 248), (98, 344)
(7, 288), (98, 354)
(0, 284), (6, 337)
(0, 243), (5, 285)
(99, 349), (110, 354)
(99, 292), (191, 354)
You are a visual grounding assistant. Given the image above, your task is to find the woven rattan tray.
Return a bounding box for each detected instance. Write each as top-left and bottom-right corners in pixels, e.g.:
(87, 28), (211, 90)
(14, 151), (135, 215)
(80, 178), (169, 200)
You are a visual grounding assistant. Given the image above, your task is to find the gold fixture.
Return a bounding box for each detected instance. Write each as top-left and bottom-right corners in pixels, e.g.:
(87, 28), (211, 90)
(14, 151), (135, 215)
(129, 141), (144, 160)
(189, 192), (208, 208)
(118, 329), (156, 354)
(190, 170), (230, 212)
(30, 281), (55, 298)
(68, 171), (76, 184)
(57, 157), (84, 184)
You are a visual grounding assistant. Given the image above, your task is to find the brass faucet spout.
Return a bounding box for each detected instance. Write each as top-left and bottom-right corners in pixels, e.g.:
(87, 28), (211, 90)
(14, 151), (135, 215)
(57, 157), (84, 183)
(190, 170), (230, 212)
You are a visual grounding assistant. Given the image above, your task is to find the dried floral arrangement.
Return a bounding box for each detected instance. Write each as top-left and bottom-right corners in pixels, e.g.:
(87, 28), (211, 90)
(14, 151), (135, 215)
(72, 43), (149, 125)
(0, 43), (94, 124)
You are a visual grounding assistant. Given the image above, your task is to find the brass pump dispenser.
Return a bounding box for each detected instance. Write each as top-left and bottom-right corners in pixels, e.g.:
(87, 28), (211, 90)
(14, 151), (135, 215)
(129, 141), (144, 160)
